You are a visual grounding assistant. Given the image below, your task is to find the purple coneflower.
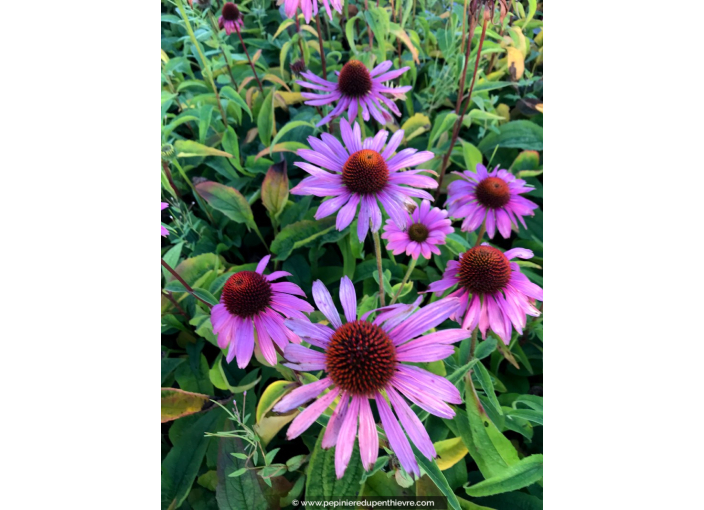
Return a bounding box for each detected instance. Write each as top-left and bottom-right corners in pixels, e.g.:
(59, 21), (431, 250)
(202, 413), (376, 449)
(273, 277), (468, 478)
(298, 60), (411, 126)
(218, 2), (244, 35)
(291, 118), (437, 242)
(161, 202), (169, 236)
(283, 0), (343, 24)
(446, 164), (538, 239)
(427, 245), (543, 344)
(382, 200), (453, 260)
(210, 255), (314, 368)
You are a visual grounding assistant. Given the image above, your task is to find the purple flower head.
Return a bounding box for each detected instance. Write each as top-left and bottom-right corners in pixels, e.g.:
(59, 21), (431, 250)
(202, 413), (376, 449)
(161, 202), (169, 236)
(446, 164), (538, 239)
(427, 245), (543, 344)
(210, 255), (314, 368)
(298, 60), (411, 127)
(291, 118), (437, 242)
(218, 2), (244, 35)
(283, 0), (343, 24)
(381, 200), (453, 260)
(273, 277), (469, 479)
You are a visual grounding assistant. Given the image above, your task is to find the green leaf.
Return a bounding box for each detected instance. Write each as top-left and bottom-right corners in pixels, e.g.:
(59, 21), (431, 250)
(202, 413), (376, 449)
(461, 141), (483, 172)
(162, 357), (185, 384)
(161, 408), (226, 510)
(477, 120), (543, 155)
(257, 88), (275, 147)
(195, 181), (255, 229)
(216, 432), (270, 510)
(429, 111), (459, 150)
(474, 338), (497, 360)
(410, 444), (461, 510)
(175, 354), (214, 395)
(454, 378), (520, 480)
(174, 139), (232, 158)
(220, 86), (253, 121)
(270, 120), (315, 151)
(465, 455), (543, 497)
(222, 126), (243, 171)
(305, 427), (364, 502)
(473, 363), (503, 416)
(270, 217), (337, 260)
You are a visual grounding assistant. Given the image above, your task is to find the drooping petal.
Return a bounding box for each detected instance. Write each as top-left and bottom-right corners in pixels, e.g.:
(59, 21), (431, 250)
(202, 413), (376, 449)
(339, 276), (357, 323)
(335, 396), (361, 479)
(358, 397), (379, 470)
(287, 387), (341, 439)
(375, 392), (419, 477)
(273, 377), (333, 413)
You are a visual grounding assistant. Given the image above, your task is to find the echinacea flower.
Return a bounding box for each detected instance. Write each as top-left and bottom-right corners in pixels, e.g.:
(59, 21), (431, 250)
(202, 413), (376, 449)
(446, 164), (538, 239)
(427, 245), (543, 344)
(210, 255), (314, 368)
(291, 118), (437, 242)
(283, 0), (342, 25)
(219, 2), (244, 35)
(273, 277), (468, 478)
(161, 202), (169, 236)
(298, 60), (411, 126)
(382, 199), (453, 259)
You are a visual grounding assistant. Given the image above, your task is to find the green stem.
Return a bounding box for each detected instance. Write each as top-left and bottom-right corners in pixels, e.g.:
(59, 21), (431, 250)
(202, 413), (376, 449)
(372, 228), (386, 307)
(389, 257), (417, 305)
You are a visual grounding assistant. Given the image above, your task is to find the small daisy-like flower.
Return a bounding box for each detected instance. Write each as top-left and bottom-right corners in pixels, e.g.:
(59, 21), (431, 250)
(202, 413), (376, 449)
(446, 163), (538, 239)
(427, 245), (543, 344)
(298, 60), (411, 127)
(161, 202), (169, 236)
(210, 255), (314, 368)
(381, 200), (453, 260)
(273, 277), (468, 478)
(291, 118), (437, 242)
(218, 2), (244, 35)
(283, 0), (342, 25)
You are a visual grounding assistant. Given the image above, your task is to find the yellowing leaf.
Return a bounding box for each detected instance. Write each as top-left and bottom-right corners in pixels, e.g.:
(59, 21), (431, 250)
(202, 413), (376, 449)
(507, 47), (525, 81)
(174, 140), (232, 158)
(255, 142), (307, 161)
(389, 25), (420, 64)
(401, 113), (431, 142)
(277, 92), (305, 105)
(254, 380), (300, 445)
(161, 388), (210, 423)
(161, 49), (169, 63)
(434, 437), (469, 471)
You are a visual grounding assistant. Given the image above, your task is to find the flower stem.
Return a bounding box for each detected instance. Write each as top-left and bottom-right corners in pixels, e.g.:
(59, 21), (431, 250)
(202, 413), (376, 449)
(474, 218), (486, 247)
(235, 28), (264, 93)
(295, 17), (306, 64)
(372, 228), (386, 307)
(162, 160), (182, 199)
(314, 12), (327, 80)
(364, 0), (374, 49)
(435, 14), (489, 200)
(161, 258), (213, 309)
(207, 12), (239, 90)
(389, 257), (417, 305)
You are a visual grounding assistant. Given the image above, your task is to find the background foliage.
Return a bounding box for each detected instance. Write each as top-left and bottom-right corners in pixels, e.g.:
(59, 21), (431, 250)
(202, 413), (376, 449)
(161, 0), (543, 508)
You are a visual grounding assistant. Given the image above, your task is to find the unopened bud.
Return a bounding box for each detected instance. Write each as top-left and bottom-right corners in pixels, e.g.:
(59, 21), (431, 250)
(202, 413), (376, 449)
(161, 143), (175, 161)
